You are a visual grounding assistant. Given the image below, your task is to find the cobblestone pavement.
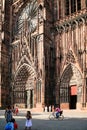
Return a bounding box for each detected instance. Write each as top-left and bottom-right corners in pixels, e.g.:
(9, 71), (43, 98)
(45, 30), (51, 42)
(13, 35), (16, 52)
(0, 109), (87, 130)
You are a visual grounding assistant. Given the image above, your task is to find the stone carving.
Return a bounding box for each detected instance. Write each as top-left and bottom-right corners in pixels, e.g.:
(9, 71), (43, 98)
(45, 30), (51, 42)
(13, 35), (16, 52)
(66, 50), (76, 64)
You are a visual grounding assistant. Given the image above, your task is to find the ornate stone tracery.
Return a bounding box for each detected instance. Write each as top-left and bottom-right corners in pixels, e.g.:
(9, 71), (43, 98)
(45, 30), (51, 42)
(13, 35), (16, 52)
(55, 13), (87, 34)
(66, 50), (76, 64)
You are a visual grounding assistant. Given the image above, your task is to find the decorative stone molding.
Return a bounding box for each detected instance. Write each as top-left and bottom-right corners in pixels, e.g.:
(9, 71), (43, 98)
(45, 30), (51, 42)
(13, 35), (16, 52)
(12, 0), (23, 14)
(64, 24), (70, 33)
(37, 34), (43, 42)
(54, 14), (87, 34)
(55, 25), (64, 34)
(77, 18), (84, 27)
(84, 15), (87, 25)
(38, 4), (44, 24)
(66, 50), (76, 65)
(71, 21), (77, 30)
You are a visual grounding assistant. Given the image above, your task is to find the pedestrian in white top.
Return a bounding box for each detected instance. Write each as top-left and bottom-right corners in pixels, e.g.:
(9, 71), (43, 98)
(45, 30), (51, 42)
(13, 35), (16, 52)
(25, 111), (32, 130)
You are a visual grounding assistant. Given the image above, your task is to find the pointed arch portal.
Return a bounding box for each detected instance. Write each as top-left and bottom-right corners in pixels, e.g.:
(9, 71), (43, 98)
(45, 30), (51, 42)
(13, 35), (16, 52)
(60, 64), (83, 109)
(13, 64), (36, 108)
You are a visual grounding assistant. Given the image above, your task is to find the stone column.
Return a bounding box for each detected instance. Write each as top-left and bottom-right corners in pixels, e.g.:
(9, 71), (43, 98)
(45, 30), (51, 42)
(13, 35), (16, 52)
(34, 78), (37, 107)
(0, 0), (2, 107)
(27, 90), (30, 108)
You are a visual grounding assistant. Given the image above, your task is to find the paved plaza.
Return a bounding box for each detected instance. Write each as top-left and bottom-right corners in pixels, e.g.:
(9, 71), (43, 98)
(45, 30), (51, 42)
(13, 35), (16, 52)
(0, 109), (87, 130)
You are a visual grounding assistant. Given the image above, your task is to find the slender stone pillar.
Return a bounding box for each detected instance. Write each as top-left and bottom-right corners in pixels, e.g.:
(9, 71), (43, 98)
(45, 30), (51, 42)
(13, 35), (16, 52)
(27, 90), (30, 108)
(0, 0), (2, 107)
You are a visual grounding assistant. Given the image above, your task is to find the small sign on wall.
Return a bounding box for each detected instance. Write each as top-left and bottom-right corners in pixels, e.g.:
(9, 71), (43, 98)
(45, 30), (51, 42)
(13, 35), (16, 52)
(71, 86), (77, 95)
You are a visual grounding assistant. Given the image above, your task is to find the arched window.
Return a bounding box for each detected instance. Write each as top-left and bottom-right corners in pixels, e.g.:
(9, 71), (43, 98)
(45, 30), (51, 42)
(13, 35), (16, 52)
(59, 0), (62, 18)
(65, 0), (81, 16)
(86, 0), (87, 7)
(77, 0), (81, 10)
(71, 0), (76, 13)
(65, 0), (69, 15)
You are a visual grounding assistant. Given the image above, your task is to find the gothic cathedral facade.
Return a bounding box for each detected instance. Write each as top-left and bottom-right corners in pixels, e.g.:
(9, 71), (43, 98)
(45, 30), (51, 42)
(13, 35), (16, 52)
(0, 0), (87, 111)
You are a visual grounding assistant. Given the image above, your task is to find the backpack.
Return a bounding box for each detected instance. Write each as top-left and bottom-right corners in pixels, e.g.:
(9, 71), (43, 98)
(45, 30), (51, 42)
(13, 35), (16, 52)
(5, 122), (12, 130)
(6, 110), (12, 122)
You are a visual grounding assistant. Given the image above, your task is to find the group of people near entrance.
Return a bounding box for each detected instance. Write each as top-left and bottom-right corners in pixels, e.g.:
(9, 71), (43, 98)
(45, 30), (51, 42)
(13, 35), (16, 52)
(4, 105), (32, 130)
(4, 104), (61, 130)
(44, 105), (62, 118)
(4, 105), (18, 130)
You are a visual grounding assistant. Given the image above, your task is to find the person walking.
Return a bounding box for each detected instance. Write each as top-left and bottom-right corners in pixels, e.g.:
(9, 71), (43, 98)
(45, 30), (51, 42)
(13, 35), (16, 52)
(5, 105), (13, 123)
(25, 111), (32, 130)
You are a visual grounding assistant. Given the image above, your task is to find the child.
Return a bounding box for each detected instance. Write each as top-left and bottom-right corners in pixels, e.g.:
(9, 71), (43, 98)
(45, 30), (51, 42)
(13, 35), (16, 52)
(25, 111), (32, 130)
(11, 118), (18, 130)
(5, 121), (14, 130)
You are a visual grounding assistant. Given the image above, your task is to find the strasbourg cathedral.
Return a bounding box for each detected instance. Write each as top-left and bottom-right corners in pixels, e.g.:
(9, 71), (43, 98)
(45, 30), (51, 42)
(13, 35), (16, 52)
(0, 0), (87, 111)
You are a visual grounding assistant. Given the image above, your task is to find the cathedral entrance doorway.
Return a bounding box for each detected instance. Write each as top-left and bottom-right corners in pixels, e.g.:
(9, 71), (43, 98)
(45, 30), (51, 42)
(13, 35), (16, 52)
(60, 64), (83, 109)
(13, 64), (36, 108)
